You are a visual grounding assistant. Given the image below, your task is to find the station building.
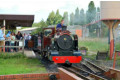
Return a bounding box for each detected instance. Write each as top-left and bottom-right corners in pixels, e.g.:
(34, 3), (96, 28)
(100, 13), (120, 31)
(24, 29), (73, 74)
(0, 14), (34, 52)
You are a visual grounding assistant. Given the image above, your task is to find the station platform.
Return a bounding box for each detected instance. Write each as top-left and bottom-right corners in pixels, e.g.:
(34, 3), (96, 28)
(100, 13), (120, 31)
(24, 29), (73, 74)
(24, 50), (36, 58)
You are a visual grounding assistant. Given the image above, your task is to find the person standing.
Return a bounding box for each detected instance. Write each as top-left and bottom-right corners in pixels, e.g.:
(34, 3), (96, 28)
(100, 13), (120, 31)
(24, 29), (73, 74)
(15, 31), (23, 51)
(25, 33), (31, 49)
(29, 33), (32, 40)
(11, 32), (15, 52)
(23, 33), (26, 47)
(5, 31), (11, 52)
(0, 26), (5, 52)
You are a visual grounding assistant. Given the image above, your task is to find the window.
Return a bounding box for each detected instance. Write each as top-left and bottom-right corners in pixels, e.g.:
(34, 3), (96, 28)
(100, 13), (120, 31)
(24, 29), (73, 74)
(44, 29), (52, 37)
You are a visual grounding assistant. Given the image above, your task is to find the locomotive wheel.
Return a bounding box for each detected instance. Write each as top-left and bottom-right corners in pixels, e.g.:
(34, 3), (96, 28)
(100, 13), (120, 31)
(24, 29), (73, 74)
(41, 51), (49, 60)
(41, 51), (46, 58)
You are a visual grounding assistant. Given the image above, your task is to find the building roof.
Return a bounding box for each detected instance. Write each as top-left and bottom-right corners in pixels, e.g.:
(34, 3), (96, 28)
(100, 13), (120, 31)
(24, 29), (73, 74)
(0, 14), (34, 30)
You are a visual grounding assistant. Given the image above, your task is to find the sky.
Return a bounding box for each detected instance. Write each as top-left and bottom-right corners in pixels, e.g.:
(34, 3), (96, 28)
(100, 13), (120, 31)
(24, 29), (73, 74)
(0, 0), (101, 23)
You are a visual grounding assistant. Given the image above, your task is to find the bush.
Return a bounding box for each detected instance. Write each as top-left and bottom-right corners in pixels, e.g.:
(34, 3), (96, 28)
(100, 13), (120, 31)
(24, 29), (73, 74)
(0, 53), (25, 59)
(80, 47), (88, 51)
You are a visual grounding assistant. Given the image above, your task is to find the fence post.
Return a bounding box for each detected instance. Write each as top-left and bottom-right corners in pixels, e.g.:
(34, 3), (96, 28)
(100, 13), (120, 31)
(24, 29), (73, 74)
(22, 39), (24, 54)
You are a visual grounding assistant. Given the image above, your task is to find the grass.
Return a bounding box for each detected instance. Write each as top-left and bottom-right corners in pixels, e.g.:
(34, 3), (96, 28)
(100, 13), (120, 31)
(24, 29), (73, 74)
(83, 54), (96, 60)
(115, 42), (120, 51)
(79, 40), (108, 54)
(0, 53), (46, 75)
(79, 38), (120, 55)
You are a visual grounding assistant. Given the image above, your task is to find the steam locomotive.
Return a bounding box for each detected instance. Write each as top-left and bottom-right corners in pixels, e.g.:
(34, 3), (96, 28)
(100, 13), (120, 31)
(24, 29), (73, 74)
(37, 26), (82, 65)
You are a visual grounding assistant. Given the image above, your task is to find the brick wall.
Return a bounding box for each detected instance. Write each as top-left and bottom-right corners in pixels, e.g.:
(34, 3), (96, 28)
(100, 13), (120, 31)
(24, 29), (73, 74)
(0, 73), (60, 80)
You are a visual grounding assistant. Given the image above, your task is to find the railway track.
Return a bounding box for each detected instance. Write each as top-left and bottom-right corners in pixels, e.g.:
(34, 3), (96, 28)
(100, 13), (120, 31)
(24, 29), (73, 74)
(80, 58), (112, 79)
(61, 65), (107, 80)
(60, 58), (113, 80)
(81, 58), (106, 74)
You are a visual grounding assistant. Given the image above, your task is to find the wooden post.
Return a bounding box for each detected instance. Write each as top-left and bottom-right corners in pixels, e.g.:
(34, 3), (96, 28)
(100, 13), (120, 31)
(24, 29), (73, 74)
(109, 27), (114, 59)
(113, 51), (117, 68)
(22, 39), (24, 54)
(3, 19), (6, 52)
(102, 20), (120, 59)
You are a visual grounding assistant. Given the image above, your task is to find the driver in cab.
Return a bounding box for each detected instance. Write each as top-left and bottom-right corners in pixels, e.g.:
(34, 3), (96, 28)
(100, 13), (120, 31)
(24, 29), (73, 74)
(56, 20), (64, 29)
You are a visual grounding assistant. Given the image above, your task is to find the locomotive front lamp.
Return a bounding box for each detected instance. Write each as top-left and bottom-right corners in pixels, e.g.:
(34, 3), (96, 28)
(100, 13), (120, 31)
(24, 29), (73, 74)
(64, 38), (67, 41)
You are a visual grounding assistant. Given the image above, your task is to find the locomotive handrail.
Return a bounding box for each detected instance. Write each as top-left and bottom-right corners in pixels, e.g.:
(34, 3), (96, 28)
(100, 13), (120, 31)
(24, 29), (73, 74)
(0, 39), (24, 54)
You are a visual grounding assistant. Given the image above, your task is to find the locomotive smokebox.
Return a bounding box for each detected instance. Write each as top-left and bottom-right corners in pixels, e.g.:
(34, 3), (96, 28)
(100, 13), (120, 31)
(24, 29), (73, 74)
(57, 34), (73, 50)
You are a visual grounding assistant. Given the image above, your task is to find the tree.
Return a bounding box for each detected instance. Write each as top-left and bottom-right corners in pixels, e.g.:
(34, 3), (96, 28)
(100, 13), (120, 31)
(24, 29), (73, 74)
(32, 19), (48, 34)
(86, 1), (97, 36)
(54, 9), (63, 25)
(79, 9), (85, 25)
(74, 7), (80, 25)
(32, 23), (40, 27)
(63, 11), (69, 26)
(97, 7), (100, 12)
(70, 13), (74, 25)
(86, 1), (96, 24)
(46, 11), (55, 25)
(39, 19), (48, 27)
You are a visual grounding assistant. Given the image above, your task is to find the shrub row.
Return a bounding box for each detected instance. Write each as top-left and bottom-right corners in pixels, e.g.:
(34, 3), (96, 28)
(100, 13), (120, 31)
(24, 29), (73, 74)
(0, 53), (25, 59)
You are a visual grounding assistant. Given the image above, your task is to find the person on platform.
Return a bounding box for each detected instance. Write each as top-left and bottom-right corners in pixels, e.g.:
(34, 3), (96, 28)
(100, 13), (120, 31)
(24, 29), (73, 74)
(5, 31), (11, 52)
(25, 33), (31, 49)
(0, 26), (5, 52)
(11, 32), (16, 52)
(23, 33), (26, 47)
(15, 31), (23, 51)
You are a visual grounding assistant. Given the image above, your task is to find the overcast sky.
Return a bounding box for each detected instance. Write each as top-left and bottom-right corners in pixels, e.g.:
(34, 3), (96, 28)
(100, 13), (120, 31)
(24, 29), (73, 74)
(0, 0), (101, 22)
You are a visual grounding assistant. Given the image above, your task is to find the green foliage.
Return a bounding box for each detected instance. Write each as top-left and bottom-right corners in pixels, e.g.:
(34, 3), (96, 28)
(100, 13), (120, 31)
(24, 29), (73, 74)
(79, 9), (86, 25)
(86, 1), (97, 36)
(46, 10), (63, 26)
(0, 53), (46, 75)
(0, 53), (25, 59)
(97, 7), (100, 12)
(101, 22), (108, 37)
(32, 23), (40, 27)
(32, 9), (63, 35)
(63, 11), (69, 26)
(54, 9), (63, 25)
(70, 13), (74, 25)
(80, 47), (88, 51)
(79, 39), (109, 53)
(74, 7), (80, 25)
(32, 19), (47, 35)
(83, 54), (96, 60)
(115, 42), (120, 51)
(46, 11), (55, 25)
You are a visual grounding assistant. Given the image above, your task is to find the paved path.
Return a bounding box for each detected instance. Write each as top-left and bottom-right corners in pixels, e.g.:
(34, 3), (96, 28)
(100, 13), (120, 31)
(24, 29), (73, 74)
(24, 50), (36, 58)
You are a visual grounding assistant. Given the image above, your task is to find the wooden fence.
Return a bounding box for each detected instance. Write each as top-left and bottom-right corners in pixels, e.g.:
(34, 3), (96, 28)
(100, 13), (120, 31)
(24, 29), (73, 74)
(0, 39), (24, 54)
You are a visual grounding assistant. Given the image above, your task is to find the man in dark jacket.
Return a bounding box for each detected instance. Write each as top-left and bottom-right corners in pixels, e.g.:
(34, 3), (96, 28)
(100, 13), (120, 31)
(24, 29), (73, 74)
(56, 20), (64, 29)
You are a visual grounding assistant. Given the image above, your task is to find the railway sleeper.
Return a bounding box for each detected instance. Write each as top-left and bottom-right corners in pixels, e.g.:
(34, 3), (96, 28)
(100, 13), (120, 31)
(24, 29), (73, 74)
(72, 66), (107, 80)
(81, 63), (95, 73)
